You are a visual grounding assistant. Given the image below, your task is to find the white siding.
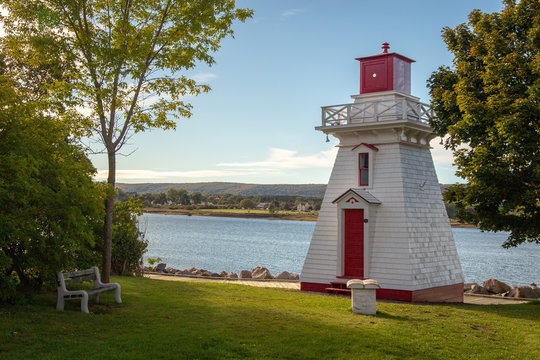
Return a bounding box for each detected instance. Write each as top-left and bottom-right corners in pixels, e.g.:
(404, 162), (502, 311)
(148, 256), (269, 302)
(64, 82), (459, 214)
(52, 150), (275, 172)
(301, 141), (464, 291)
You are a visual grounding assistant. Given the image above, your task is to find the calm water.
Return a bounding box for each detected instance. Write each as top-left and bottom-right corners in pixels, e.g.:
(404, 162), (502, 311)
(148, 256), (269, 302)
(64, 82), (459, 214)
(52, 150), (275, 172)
(140, 214), (539, 286)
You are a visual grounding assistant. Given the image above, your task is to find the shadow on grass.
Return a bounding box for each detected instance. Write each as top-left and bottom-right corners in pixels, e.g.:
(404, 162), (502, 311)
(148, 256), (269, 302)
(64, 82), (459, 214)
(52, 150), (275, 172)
(2, 277), (539, 360)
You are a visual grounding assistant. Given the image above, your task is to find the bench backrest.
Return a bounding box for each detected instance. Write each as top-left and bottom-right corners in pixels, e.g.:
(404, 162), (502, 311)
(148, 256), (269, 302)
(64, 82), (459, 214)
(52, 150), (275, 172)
(58, 268), (99, 287)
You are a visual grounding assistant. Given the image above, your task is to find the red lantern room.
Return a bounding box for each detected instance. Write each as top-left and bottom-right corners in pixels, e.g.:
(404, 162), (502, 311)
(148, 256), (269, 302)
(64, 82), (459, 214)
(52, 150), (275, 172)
(356, 43), (415, 95)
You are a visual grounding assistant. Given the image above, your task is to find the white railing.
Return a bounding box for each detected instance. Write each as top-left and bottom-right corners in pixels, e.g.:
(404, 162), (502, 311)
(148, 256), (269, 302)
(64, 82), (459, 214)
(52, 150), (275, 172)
(321, 98), (435, 127)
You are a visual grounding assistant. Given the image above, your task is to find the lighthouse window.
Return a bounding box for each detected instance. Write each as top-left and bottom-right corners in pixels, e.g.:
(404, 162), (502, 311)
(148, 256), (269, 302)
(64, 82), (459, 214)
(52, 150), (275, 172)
(359, 153), (369, 186)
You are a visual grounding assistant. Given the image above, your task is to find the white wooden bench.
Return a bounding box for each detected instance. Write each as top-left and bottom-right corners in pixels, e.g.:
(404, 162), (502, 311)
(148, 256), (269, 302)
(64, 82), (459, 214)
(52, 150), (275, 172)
(56, 266), (122, 314)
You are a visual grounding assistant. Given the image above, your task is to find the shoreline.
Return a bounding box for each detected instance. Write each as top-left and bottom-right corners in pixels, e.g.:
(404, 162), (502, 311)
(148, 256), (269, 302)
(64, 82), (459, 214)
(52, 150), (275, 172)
(143, 207), (476, 227)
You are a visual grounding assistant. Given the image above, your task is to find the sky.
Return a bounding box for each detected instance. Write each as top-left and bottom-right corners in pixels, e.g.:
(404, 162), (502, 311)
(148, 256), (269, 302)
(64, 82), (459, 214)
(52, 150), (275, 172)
(89, 0), (504, 185)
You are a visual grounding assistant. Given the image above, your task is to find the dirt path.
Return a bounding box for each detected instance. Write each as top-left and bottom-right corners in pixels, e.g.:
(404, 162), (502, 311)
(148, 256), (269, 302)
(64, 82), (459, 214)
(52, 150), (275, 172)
(144, 274), (529, 304)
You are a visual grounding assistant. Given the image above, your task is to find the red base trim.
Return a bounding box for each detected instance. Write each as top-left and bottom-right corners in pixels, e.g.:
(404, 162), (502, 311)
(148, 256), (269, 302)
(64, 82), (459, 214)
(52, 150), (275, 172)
(301, 282), (329, 293)
(300, 282), (464, 303)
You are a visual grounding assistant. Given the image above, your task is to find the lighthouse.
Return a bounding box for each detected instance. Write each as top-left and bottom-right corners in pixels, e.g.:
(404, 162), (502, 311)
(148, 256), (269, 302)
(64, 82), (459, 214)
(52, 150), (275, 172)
(300, 44), (464, 302)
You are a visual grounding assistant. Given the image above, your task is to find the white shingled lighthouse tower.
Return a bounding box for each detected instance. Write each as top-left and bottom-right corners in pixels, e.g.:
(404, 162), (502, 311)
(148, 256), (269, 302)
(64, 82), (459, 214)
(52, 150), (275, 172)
(300, 43), (464, 302)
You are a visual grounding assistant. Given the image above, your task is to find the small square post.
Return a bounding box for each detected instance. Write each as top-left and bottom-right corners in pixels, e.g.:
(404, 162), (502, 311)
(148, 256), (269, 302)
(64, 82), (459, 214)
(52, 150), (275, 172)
(347, 279), (380, 315)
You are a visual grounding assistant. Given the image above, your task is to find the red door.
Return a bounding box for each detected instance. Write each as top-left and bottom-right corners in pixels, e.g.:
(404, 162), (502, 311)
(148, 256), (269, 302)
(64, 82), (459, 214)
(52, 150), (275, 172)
(344, 209), (364, 277)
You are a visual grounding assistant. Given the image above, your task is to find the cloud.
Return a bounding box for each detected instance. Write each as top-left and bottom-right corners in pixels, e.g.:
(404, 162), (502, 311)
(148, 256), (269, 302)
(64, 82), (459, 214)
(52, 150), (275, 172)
(430, 137), (455, 165)
(281, 8), (305, 18)
(94, 148), (337, 182)
(218, 147), (337, 169)
(191, 73), (217, 83)
(93, 169), (270, 182)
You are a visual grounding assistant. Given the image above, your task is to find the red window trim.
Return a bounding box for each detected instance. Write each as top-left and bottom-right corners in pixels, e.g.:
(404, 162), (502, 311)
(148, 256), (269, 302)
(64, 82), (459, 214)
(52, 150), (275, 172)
(359, 152), (369, 186)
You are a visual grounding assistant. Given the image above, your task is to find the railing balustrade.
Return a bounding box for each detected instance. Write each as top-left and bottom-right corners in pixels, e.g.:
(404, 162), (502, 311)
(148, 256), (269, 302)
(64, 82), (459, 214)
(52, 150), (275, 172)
(321, 97), (435, 127)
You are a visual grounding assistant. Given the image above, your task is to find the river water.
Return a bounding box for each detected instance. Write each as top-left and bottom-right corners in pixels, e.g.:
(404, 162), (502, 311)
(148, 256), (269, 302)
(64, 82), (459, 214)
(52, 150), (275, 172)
(140, 213), (539, 286)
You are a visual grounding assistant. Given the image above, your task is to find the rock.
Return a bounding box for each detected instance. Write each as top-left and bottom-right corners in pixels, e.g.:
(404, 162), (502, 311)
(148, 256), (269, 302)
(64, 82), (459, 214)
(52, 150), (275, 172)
(483, 278), (511, 294)
(252, 266), (273, 279)
(470, 284), (489, 295)
(210, 272), (220, 277)
(290, 273), (299, 280)
(182, 267), (198, 274)
(514, 286), (538, 299)
(275, 271), (293, 280)
(239, 270), (252, 279)
(200, 270), (212, 277)
(154, 263), (166, 272)
(219, 271), (228, 277)
(464, 283), (478, 293)
(226, 272), (238, 279)
(530, 283), (537, 289)
(165, 267), (177, 274)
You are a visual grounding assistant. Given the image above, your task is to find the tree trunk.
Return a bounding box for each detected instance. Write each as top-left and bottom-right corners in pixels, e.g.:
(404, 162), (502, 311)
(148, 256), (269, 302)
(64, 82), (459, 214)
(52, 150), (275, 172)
(101, 150), (116, 283)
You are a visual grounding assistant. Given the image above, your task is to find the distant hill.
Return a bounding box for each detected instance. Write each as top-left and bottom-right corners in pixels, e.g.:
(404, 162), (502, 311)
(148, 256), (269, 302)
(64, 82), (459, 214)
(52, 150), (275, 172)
(116, 182), (456, 198)
(116, 182), (327, 197)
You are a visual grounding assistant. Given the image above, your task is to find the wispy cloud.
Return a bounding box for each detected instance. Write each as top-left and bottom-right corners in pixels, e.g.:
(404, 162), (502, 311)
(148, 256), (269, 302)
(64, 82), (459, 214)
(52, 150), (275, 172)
(218, 147), (337, 169)
(281, 8), (305, 18)
(94, 169), (267, 182)
(94, 148), (337, 182)
(191, 73), (217, 83)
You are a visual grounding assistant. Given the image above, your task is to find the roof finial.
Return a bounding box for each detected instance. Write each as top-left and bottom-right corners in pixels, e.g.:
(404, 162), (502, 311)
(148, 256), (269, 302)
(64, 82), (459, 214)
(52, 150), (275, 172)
(382, 42), (390, 53)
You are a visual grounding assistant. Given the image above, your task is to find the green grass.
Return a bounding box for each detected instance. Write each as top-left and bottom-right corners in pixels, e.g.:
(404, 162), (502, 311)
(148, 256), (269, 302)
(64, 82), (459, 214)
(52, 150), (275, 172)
(1, 277), (539, 360)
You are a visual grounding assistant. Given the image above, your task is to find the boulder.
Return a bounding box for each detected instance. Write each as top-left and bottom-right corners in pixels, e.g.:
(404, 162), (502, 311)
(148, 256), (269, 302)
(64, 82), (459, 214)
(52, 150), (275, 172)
(154, 263), (166, 272)
(470, 284), (489, 295)
(239, 270), (252, 279)
(483, 278), (511, 294)
(165, 267), (177, 274)
(219, 271), (228, 277)
(275, 271), (293, 280)
(200, 270), (213, 277)
(464, 283), (478, 293)
(514, 286), (538, 299)
(210, 272), (221, 277)
(226, 272), (238, 279)
(290, 273), (299, 280)
(252, 267), (273, 279)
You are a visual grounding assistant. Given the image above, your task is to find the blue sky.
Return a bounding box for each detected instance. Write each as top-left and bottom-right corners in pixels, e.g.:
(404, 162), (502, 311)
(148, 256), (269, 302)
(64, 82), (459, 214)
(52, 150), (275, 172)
(90, 0), (504, 185)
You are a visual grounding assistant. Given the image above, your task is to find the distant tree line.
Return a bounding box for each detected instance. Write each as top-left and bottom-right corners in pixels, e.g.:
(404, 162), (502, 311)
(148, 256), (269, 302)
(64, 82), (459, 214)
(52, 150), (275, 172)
(115, 188), (323, 212)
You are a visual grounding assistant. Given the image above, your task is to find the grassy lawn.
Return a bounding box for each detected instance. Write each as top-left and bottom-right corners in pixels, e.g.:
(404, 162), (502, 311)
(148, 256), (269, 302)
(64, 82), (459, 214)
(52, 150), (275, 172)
(1, 277), (539, 360)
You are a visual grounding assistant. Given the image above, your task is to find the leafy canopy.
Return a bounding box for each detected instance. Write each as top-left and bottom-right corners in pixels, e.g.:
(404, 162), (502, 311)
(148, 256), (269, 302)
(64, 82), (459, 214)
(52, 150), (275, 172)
(0, 0), (253, 148)
(427, 0), (539, 247)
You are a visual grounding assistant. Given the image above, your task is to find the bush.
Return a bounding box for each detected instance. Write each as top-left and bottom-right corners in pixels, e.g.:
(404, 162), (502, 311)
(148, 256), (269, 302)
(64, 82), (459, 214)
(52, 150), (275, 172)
(0, 77), (104, 302)
(111, 198), (148, 276)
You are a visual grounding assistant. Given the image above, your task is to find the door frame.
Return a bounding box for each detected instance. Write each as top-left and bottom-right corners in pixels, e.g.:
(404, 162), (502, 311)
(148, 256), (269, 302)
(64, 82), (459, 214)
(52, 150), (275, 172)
(335, 194), (373, 278)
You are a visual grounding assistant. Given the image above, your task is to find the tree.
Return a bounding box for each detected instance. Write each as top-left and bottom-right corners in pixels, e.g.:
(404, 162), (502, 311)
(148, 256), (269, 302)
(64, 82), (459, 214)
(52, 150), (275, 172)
(427, 0), (539, 247)
(0, 75), (104, 302)
(167, 188), (189, 205)
(1, 0), (252, 281)
(239, 198), (255, 210)
(190, 191), (203, 205)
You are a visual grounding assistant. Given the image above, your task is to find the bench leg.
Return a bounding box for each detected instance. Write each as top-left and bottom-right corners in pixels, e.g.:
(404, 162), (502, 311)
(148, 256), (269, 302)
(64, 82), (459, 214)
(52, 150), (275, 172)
(94, 293), (100, 303)
(114, 284), (122, 304)
(81, 293), (89, 314)
(56, 295), (64, 311)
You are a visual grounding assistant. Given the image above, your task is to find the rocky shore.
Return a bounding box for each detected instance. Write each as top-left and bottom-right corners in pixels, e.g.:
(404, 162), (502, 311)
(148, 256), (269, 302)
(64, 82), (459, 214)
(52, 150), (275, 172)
(465, 278), (540, 299)
(144, 263), (300, 281)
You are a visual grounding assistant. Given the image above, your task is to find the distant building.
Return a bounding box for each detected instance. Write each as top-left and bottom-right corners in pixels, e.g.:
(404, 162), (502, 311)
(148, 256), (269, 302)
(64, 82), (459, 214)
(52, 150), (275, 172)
(296, 202), (312, 212)
(256, 203), (269, 210)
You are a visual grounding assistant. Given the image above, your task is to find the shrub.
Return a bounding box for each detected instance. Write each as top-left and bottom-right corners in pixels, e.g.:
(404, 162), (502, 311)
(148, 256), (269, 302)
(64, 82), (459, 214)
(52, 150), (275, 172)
(111, 198), (148, 276)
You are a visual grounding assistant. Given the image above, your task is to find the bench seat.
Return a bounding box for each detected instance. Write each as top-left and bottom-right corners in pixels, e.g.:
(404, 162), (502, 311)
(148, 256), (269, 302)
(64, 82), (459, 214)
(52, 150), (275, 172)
(56, 266), (122, 314)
